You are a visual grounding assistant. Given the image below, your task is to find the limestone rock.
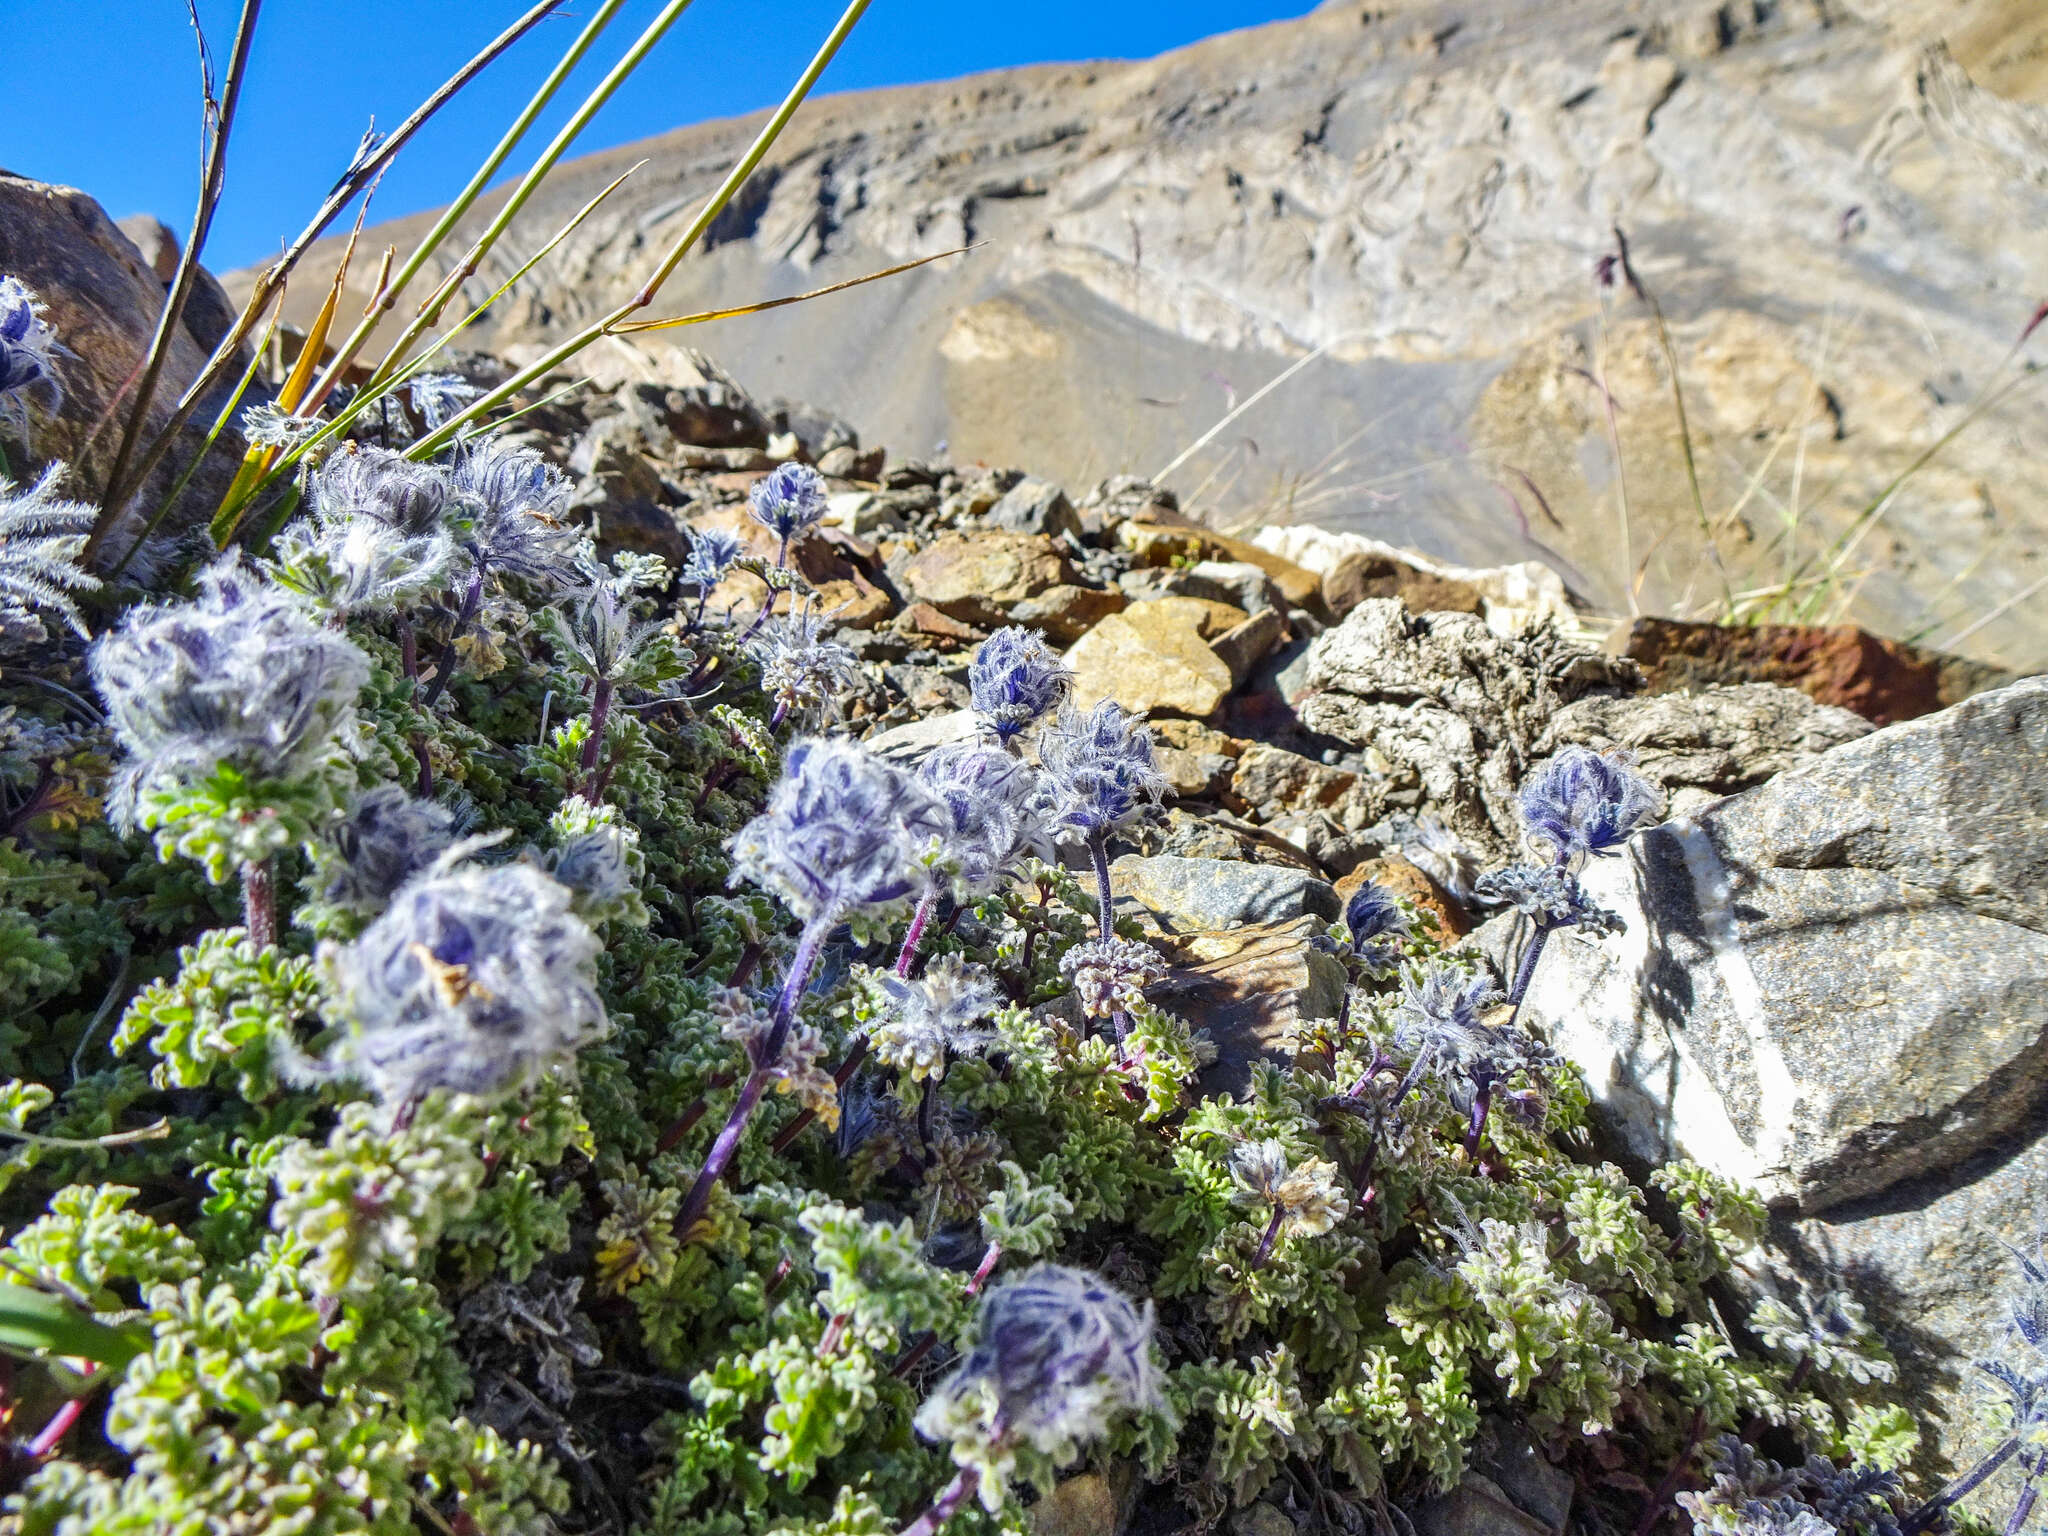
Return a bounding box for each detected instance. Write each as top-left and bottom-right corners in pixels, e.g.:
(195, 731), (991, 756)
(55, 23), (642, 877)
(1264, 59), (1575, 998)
(1007, 583), (1127, 645)
(898, 531), (1072, 628)
(862, 708), (980, 764)
(1255, 526), (1574, 637)
(1493, 677), (2048, 1215)
(1111, 855), (1339, 933)
(1149, 916), (1348, 1093)
(1298, 600), (1640, 856)
(1065, 601), (1237, 720)
(1230, 743), (1360, 821)
(985, 475), (1082, 539)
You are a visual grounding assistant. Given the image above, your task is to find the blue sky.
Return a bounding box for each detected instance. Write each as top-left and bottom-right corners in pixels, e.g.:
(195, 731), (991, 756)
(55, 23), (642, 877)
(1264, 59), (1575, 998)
(10, 1), (1315, 273)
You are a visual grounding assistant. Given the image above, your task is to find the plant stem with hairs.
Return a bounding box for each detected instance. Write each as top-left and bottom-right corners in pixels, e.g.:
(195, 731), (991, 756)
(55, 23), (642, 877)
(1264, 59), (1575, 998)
(578, 677), (614, 800)
(241, 857), (276, 951)
(674, 918), (831, 1239)
(898, 1467), (981, 1536)
(897, 892), (937, 977)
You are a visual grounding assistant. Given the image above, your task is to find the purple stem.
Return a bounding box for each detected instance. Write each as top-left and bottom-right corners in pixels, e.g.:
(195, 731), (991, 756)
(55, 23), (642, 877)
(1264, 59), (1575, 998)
(1250, 1205), (1287, 1270)
(24, 1364), (95, 1459)
(241, 857), (276, 951)
(1088, 835), (1115, 941)
(1632, 1407), (1708, 1536)
(1505, 923), (1552, 1026)
(1902, 1439), (2018, 1535)
(675, 919), (830, 1240)
(421, 566), (485, 708)
(578, 676), (614, 800)
(898, 1467), (983, 1536)
(897, 891), (937, 977)
(2009, 1464), (2042, 1536)
(965, 1241), (1002, 1297)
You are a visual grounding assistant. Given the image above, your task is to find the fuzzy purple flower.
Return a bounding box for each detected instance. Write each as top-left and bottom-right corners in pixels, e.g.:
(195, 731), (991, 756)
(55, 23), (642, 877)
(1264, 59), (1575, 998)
(0, 277), (63, 450)
(1517, 746), (1662, 864)
(747, 462), (828, 559)
(727, 737), (944, 922)
(1342, 880), (1412, 966)
(751, 602), (862, 728)
(681, 527), (746, 589)
(1060, 936), (1164, 1021)
(447, 438), (588, 589)
(0, 464), (99, 648)
(914, 741), (1045, 899)
(969, 627), (1073, 743)
(324, 784), (459, 913)
(313, 445), (455, 537)
(1037, 700), (1168, 845)
(914, 1264), (1162, 1501)
(90, 556), (369, 826)
(308, 859), (605, 1106)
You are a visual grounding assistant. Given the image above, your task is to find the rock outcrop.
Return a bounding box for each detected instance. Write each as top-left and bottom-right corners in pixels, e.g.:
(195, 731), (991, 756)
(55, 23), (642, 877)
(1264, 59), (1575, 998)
(242, 0), (2048, 671)
(1485, 676), (2048, 1469)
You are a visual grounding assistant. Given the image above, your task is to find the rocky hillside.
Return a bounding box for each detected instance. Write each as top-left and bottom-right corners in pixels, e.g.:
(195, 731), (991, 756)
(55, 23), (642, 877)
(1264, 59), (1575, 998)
(238, 0), (2048, 669)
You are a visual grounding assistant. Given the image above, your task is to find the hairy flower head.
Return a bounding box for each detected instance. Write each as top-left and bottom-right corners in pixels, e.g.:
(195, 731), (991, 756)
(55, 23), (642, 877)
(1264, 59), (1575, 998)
(0, 464), (99, 647)
(872, 955), (1004, 1081)
(1059, 935), (1164, 1020)
(447, 437), (588, 588)
(1475, 863), (1623, 937)
(914, 1264), (1161, 1502)
(406, 373), (480, 432)
(747, 462), (828, 550)
(913, 741), (1045, 899)
(312, 445), (454, 537)
(90, 555), (369, 826)
(969, 627), (1072, 743)
(0, 276), (63, 449)
(311, 859), (605, 1105)
(1229, 1139), (1350, 1239)
(1518, 746), (1662, 864)
(324, 785), (459, 914)
(681, 527), (745, 589)
(1342, 880), (1411, 967)
(727, 737), (943, 923)
(266, 505), (455, 618)
(543, 795), (646, 925)
(1038, 700), (1168, 845)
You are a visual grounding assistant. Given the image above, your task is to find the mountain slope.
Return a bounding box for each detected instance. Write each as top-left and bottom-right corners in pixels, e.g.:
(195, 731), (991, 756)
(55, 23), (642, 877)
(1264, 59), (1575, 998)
(238, 0), (2048, 666)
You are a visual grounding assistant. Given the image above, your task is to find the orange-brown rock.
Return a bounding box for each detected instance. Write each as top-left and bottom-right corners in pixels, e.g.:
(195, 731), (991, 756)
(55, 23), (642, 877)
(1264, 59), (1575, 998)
(898, 531), (1073, 628)
(1335, 855), (1469, 938)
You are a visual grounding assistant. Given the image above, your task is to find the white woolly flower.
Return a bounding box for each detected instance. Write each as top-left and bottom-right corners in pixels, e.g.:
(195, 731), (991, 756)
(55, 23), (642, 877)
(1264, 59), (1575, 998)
(89, 555), (368, 828)
(0, 464), (99, 649)
(307, 859), (605, 1107)
(914, 1264), (1162, 1508)
(872, 955), (1004, 1082)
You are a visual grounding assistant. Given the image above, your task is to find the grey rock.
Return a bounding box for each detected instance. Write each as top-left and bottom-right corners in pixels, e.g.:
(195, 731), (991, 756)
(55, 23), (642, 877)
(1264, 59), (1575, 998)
(1299, 600), (1640, 857)
(986, 475), (1082, 539)
(252, 2), (2048, 669)
(0, 173), (246, 525)
(1491, 677), (2048, 1214)
(1179, 560), (1285, 616)
(1409, 1474), (1552, 1536)
(1149, 916), (1347, 1094)
(1111, 854), (1339, 933)
(861, 707), (981, 764)
(1541, 682), (1875, 816)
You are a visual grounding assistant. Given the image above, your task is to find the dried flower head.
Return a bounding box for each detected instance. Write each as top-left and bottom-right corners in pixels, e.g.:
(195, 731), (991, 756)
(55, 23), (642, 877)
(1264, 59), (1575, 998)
(969, 626), (1072, 743)
(0, 464), (99, 647)
(1677, 1437), (1903, 1536)
(1038, 700), (1168, 845)
(1392, 966), (1556, 1115)
(265, 506), (455, 619)
(1518, 746), (1662, 864)
(309, 859), (605, 1106)
(1229, 1139), (1350, 1240)
(314, 445), (455, 537)
(750, 601), (861, 728)
(0, 277), (63, 449)
(913, 741), (1045, 899)
(90, 556), (369, 827)
(914, 1264), (1161, 1502)
(1059, 935), (1164, 1020)
(324, 784), (459, 914)
(727, 737), (941, 923)
(681, 527), (745, 589)
(447, 437), (588, 588)
(747, 462), (828, 554)
(1342, 880), (1412, 966)
(872, 955), (1004, 1082)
